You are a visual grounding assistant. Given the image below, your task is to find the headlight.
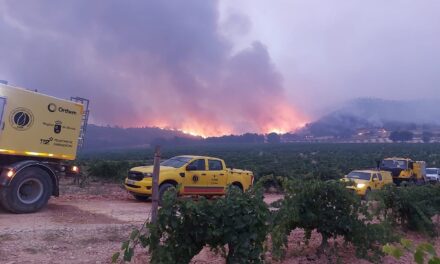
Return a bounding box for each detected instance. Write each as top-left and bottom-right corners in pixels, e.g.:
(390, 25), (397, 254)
(71, 166), (79, 173)
(356, 183), (366, 189)
(143, 173), (153, 178)
(6, 169), (14, 178)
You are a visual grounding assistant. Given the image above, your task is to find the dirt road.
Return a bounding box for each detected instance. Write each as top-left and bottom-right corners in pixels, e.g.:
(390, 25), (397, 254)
(0, 181), (151, 264)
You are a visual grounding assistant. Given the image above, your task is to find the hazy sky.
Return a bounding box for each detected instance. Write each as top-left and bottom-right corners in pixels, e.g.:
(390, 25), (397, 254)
(221, 0), (440, 114)
(1, 1), (439, 136)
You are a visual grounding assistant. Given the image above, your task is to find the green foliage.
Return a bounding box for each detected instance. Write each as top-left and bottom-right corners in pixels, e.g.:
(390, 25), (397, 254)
(87, 160), (143, 181)
(271, 179), (396, 261)
(114, 186), (270, 264)
(81, 143), (440, 181)
(258, 174), (284, 192)
(377, 184), (440, 235)
(383, 239), (440, 264)
(112, 179), (438, 263)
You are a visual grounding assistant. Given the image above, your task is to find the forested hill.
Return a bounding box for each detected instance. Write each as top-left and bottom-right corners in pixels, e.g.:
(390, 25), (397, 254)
(82, 125), (200, 150)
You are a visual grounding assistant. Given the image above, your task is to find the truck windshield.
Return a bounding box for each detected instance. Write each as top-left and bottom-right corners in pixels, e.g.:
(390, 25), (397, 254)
(161, 157), (192, 168)
(346, 171), (371, 181)
(426, 169), (438, 174)
(382, 159), (407, 169)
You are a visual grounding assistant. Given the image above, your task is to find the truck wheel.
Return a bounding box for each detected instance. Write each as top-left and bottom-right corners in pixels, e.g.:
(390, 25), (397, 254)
(158, 183), (175, 205)
(231, 183), (243, 192)
(133, 195), (150, 202)
(0, 167), (53, 214)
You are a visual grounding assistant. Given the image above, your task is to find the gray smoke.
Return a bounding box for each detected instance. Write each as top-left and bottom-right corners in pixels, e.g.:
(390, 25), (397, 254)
(0, 0), (303, 136)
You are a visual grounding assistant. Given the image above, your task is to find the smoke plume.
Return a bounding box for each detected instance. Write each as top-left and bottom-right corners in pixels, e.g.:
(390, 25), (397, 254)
(0, 0), (304, 136)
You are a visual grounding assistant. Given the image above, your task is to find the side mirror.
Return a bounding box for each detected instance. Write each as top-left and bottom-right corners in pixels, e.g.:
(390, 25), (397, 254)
(186, 165), (197, 171)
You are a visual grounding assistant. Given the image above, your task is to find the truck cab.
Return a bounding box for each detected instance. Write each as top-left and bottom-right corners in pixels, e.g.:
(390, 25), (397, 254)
(343, 170), (393, 198)
(380, 157), (427, 185)
(124, 155), (254, 202)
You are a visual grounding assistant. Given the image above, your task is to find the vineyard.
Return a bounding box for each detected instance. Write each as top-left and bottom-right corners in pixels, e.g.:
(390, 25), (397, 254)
(80, 143), (440, 263)
(81, 143), (440, 181)
(111, 179), (440, 264)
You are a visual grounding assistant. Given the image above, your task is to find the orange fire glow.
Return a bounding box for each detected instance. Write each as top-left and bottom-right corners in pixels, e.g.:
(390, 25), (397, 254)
(149, 102), (307, 137)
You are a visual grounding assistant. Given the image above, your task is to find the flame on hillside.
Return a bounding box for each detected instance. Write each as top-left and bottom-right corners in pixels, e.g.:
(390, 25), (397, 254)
(149, 103), (307, 138)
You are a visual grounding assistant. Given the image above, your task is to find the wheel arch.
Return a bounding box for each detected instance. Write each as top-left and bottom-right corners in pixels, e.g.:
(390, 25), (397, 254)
(160, 179), (178, 188)
(2, 160), (59, 196)
(231, 181), (244, 191)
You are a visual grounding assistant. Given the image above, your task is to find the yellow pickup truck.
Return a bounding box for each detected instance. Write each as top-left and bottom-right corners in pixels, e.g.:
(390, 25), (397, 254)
(342, 169), (393, 199)
(124, 155), (254, 202)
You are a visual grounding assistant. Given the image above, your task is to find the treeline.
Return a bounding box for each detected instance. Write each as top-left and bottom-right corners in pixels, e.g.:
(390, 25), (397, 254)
(389, 130), (436, 142)
(83, 125), (289, 151)
(83, 125), (199, 150)
(83, 120), (440, 152)
(152, 132), (285, 146)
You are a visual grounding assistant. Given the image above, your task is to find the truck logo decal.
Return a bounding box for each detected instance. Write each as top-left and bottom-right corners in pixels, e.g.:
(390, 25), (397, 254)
(47, 103), (77, 115)
(10, 108), (34, 131)
(48, 103), (57, 112)
(40, 137), (53, 145)
(54, 121), (62, 134)
(192, 175), (199, 182)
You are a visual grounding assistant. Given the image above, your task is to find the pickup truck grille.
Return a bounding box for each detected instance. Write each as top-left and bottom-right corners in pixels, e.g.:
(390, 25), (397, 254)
(128, 171), (143, 181)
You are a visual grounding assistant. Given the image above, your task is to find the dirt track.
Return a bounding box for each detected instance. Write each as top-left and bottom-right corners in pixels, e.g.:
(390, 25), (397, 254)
(0, 181), (149, 264)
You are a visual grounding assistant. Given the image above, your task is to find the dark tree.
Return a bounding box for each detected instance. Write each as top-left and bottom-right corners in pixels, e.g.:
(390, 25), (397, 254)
(267, 133), (281, 144)
(389, 131), (414, 142)
(422, 131), (433, 143)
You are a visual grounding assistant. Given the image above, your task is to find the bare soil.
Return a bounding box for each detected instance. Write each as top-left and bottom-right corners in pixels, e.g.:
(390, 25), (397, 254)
(0, 178), (438, 264)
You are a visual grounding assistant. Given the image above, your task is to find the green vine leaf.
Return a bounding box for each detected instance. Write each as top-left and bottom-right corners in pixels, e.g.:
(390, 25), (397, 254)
(111, 252), (120, 263)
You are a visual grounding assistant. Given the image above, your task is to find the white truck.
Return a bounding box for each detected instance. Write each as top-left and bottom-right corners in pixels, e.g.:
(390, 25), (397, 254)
(426, 168), (440, 183)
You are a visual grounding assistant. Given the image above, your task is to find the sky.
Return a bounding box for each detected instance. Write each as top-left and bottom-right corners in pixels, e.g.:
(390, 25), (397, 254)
(1, 0), (439, 136)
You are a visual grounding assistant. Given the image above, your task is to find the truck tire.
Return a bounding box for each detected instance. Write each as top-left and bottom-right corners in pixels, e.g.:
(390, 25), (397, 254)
(133, 195), (150, 202)
(158, 183), (175, 205)
(231, 183), (243, 192)
(0, 167), (53, 214)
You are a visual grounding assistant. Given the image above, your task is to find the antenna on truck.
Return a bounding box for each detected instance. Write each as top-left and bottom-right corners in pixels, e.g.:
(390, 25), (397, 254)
(70, 97), (90, 149)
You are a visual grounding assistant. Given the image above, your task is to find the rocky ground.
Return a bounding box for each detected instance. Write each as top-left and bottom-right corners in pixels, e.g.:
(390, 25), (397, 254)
(0, 178), (438, 263)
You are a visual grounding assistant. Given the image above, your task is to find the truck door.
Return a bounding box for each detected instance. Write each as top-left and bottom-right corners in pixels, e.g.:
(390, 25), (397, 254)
(182, 158), (208, 194)
(376, 173), (383, 188)
(206, 159), (227, 194)
(372, 173), (380, 189)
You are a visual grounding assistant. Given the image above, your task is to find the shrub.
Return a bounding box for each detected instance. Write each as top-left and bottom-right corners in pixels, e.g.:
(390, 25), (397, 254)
(87, 160), (141, 181)
(377, 184), (439, 236)
(271, 179), (395, 261)
(116, 185), (270, 264)
(383, 238), (440, 264)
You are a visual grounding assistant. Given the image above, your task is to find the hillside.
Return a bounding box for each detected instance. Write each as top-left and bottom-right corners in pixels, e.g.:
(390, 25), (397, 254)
(83, 125), (201, 150)
(304, 98), (440, 138)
